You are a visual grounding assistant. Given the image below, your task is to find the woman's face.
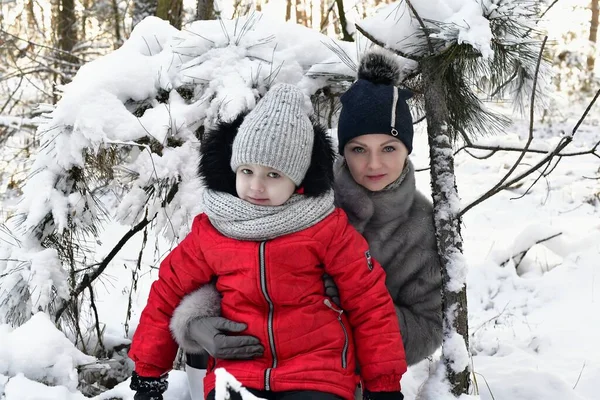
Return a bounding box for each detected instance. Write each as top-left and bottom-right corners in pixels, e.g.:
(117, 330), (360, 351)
(343, 134), (408, 191)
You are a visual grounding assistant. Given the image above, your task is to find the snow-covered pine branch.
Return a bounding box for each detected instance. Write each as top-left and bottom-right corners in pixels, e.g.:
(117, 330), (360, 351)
(0, 14), (360, 330)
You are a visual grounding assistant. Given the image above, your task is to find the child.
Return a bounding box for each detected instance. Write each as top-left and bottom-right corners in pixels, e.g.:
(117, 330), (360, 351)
(128, 84), (407, 400)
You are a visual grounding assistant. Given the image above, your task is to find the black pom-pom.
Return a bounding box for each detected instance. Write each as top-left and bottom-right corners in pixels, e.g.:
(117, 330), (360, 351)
(357, 48), (402, 86)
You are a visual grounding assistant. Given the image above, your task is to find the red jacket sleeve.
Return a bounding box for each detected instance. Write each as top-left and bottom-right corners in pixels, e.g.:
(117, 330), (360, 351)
(323, 210), (407, 392)
(129, 214), (214, 377)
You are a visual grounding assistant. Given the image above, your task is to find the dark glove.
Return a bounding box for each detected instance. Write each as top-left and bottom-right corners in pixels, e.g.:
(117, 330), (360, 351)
(130, 371), (168, 400)
(323, 273), (341, 307)
(363, 391), (404, 400)
(189, 317), (264, 359)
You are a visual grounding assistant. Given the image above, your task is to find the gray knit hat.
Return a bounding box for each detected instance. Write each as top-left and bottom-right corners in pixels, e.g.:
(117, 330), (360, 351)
(230, 83), (314, 186)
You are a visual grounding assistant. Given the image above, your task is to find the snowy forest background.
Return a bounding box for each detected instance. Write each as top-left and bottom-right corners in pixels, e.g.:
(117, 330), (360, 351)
(1, 0), (599, 399)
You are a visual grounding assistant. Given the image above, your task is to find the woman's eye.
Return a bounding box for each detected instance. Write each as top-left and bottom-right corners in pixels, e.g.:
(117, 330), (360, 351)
(351, 147), (365, 153)
(383, 146), (396, 153)
(268, 172), (280, 178)
(241, 169), (252, 175)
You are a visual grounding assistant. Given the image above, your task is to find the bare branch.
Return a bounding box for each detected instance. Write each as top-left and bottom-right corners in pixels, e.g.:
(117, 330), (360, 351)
(455, 140), (600, 158)
(0, 29), (86, 62)
(405, 0), (435, 55)
(88, 284), (106, 355)
(458, 87), (599, 217)
(54, 215), (155, 322)
(459, 37), (550, 217)
(319, 0), (337, 32)
(500, 232), (563, 268)
(354, 23), (418, 61)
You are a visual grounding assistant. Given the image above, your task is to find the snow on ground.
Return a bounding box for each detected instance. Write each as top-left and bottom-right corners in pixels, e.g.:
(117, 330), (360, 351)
(404, 98), (600, 400)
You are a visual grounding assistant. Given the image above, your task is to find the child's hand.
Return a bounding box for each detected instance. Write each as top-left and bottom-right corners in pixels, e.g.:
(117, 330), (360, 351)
(363, 390), (404, 400)
(188, 317), (264, 359)
(130, 371), (167, 400)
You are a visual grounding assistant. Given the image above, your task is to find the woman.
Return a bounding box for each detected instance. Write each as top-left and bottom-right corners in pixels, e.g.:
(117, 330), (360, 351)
(170, 48), (442, 399)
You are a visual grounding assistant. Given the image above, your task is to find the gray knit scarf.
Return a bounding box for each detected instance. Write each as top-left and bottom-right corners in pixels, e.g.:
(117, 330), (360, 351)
(202, 189), (335, 241)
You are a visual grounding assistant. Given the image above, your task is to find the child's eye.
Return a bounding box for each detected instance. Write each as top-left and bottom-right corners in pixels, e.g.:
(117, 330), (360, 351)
(351, 147), (365, 153)
(268, 172), (280, 178)
(383, 146), (396, 153)
(241, 169), (253, 175)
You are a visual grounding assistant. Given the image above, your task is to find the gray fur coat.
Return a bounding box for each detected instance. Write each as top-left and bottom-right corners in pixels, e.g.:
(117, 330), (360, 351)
(333, 159), (442, 365)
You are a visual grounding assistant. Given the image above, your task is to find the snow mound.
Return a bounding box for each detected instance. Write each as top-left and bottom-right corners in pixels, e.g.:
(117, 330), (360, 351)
(0, 313), (95, 391)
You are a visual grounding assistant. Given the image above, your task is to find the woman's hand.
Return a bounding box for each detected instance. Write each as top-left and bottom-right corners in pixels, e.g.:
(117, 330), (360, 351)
(322, 273), (341, 306)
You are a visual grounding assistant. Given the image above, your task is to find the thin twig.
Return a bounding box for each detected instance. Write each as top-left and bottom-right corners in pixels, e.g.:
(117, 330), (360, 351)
(459, 37), (551, 217)
(455, 140), (600, 158)
(573, 361), (586, 389)
(511, 154), (563, 201)
(504, 37), (547, 187)
(499, 232), (563, 267)
(54, 215), (154, 322)
(572, 89), (600, 135)
(0, 29), (86, 61)
(320, 0), (337, 32)
(490, 68), (519, 98)
(88, 284), (105, 355)
(405, 0), (435, 55)
(473, 372), (496, 400)
(354, 23), (418, 61)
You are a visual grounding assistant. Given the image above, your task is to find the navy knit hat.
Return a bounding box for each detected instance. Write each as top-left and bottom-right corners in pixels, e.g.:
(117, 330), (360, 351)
(337, 48), (414, 154)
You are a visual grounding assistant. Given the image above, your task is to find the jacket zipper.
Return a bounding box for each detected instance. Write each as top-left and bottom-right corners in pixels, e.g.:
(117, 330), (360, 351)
(324, 298), (349, 369)
(259, 241), (277, 390)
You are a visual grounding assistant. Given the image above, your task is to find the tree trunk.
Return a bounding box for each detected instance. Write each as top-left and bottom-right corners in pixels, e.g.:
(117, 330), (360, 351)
(296, 0), (306, 27)
(335, 0), (352, 41)
(359, 0), (368, 20)
(156, 0), (183, 29)
(422, 60), (471, 396)
(588, 0), (599, 72)
(196, 0), (215, 20)
(231, 0), (251, 18)
(56, 0), (78, 88)
(111, 0), (122, 49)
(320, 0), (327, 31)
(285, 0), (292, 21)
(332, 7), (341, 36)
(26, 0), (38, 34)
(132, 0), (158, 27)
(81, 0), (90, 42)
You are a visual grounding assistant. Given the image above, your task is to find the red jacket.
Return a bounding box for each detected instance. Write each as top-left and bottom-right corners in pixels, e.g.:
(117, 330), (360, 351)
(129, 209), (406, 399)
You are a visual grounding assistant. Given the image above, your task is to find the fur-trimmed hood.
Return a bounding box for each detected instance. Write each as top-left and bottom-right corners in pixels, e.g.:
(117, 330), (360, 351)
(198, 113), (335, 198)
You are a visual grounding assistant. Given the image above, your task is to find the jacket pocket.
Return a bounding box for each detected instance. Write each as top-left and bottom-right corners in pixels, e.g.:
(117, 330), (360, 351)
(324, 298), (349, 369)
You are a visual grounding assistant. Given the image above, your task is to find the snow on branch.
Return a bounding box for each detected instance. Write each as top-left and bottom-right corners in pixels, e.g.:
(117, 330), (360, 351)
(357, 0), (495, 59)
(0, 14), (360, 327)
(356, 0), (548, 140)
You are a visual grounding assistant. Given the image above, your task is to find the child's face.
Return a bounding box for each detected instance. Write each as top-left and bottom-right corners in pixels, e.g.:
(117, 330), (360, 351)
(235, 164), (296, 206)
